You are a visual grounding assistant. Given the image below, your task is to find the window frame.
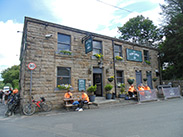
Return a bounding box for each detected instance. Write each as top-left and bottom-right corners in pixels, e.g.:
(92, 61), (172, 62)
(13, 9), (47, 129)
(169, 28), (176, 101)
(116, 70), (124, 84)
(92, 40), (102, 57)
(57, 67), (71, 86)
(114, 44), (122, 57)
(144, 50), (150, 61)
(57, 33), (71, 52)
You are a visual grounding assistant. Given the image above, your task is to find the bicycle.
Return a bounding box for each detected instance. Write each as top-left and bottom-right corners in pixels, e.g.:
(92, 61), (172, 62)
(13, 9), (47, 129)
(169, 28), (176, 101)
(23, 96), (52, 116)
(5, 94), (21, 117)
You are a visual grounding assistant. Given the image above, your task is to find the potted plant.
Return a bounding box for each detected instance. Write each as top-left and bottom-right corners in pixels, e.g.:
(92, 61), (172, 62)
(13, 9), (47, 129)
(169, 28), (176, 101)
(87, 85), (97, 102)
(104, 84), (113, 99)
(108, 76), (114, 82)
(118, 83), (126, 98)
(127, 77), (135, 85)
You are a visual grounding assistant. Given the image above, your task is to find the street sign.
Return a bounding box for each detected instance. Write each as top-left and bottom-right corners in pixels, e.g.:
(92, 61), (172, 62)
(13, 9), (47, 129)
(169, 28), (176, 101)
(85, 37), (93, 54)
(28, 62), (37, 70)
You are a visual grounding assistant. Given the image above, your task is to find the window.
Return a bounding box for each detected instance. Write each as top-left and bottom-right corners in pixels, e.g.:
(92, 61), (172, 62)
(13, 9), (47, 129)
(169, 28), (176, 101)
(92, 40), (102, 56)
(144, 50), (150, 61)
(57, 67), (71, 86)
(57, 33), (71, 51)
(116, 71), (124, 83)
(114, 44), (122, 57)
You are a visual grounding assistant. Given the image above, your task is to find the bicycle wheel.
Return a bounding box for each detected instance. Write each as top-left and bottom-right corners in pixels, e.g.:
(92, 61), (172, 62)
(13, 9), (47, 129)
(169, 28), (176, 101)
(42, 101), (52, 112)
(23, 103), (36, 116)
(5, 110), (12, 117)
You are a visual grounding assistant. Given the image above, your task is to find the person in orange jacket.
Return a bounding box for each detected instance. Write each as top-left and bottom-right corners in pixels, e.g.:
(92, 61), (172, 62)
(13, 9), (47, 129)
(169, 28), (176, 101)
(76, 90), (89, 111)
(144, 85), (152, 93)
(128, 84), (137, 98)
(64, 90), (73, 104)
(138, 83), (145, 96)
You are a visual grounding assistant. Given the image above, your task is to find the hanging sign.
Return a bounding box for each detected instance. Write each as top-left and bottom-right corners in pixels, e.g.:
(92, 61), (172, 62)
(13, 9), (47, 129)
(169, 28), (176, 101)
(85, 37), (93, 54)
(78, 79), (86, 91)
(126, 49), (142, 62)
(28, 62), (37, 70)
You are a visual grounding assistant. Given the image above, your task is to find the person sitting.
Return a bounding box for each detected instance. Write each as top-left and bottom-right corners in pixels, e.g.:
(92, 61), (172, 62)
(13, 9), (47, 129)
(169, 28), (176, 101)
(128, 84), (137, 98)
(76, 90), (89, 111)
(144, 85), (150, 90)
(144, 85), (152, 93)
(64, 90), (73, 104)
(138, 83), (145, 96)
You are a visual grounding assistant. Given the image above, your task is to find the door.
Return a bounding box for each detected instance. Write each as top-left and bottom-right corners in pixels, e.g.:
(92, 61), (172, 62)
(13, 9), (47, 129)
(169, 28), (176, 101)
(147, 71), (153, 89)
(136, 70), (142, 88)
(93, 74), (102, 96)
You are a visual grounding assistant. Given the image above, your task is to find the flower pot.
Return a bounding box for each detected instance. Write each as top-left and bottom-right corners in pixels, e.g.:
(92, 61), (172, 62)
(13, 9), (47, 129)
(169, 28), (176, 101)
(106, 93), (112, 99)
(89, 95), (95, 102)
(118, 94), (126, 98)
(108, 78), (113, 82)
(112, 93), (116, 99)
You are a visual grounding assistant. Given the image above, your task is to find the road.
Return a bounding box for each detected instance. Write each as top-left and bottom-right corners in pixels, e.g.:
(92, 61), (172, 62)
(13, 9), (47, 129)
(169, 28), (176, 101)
(0, 98), (183, 137)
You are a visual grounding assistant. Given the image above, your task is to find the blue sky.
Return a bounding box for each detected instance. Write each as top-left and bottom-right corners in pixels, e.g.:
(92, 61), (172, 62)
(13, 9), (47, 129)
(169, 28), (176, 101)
(0, 0), (164, 80)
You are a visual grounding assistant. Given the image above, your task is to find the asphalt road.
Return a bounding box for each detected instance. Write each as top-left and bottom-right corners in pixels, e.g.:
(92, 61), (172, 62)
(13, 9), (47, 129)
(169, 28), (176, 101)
(0, 98), (183, 137)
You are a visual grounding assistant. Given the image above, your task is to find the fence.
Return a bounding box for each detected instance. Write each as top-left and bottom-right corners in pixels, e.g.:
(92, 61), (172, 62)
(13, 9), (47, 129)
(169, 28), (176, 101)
(138, 89), (158, 103)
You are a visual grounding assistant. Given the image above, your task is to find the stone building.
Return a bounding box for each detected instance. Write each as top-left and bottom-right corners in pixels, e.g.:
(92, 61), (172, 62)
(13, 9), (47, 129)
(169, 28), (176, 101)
(19, 17), (159, 108)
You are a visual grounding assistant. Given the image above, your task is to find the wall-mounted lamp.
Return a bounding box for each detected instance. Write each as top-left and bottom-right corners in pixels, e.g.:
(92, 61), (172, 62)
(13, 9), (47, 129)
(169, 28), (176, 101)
(106, 68), (109, 73)
(45, 34), (53, 38)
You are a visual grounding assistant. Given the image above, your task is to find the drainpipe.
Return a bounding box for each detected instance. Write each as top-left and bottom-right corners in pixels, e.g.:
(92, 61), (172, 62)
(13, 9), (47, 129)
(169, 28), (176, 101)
(112, 40), (117, 96)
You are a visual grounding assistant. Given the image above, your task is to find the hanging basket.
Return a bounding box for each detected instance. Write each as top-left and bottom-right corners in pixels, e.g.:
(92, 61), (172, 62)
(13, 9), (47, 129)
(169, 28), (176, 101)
(127, 79), (134, 85)
(108, 78), (114, 82)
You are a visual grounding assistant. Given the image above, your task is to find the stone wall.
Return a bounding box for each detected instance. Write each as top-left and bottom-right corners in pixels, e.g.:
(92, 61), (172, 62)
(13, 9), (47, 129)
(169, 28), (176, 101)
(20, 17), (159, 108)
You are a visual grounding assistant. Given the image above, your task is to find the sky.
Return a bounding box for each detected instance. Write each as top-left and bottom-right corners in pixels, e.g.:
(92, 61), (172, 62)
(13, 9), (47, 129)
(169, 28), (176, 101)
(0, 0), (165, 80)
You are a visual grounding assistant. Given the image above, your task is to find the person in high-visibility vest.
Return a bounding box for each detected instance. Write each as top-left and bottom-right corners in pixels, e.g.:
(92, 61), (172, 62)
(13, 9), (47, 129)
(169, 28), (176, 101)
(138, 83), (145, 96)
(144, 85), (152, 93)
(128, 84), (137, 98)
(64, 90), (74, 104)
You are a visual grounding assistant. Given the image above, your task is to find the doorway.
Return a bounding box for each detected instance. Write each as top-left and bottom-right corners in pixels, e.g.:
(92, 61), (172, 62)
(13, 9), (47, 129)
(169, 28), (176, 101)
(146, 71), (153, 89)
(93, 68), (103, 96)
(136, 70), (142, 88)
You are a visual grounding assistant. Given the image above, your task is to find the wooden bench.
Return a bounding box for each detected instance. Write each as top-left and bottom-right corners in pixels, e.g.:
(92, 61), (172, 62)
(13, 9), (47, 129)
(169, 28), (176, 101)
(63, 99), (98, 110)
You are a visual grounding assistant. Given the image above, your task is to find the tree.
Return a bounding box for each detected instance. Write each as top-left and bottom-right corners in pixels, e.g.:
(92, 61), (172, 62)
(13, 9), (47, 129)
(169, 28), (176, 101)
(118, 15), (162, 47)
(1, 65), (20, 89)
(159, 0), (183, 79)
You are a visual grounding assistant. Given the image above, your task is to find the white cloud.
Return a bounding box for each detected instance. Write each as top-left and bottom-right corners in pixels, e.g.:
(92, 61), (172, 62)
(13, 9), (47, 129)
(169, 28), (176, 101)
(0, 20), (23, 76)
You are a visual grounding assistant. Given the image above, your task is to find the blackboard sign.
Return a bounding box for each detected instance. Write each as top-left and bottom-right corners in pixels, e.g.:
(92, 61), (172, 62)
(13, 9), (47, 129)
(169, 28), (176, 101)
(85, 37), (93, 54)
(78, 79), (86, 91)
(126, 49), (142, 62)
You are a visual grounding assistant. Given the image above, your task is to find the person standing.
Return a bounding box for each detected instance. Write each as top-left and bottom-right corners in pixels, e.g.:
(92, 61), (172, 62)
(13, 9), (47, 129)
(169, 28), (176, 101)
(0, 90), (4, 103)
